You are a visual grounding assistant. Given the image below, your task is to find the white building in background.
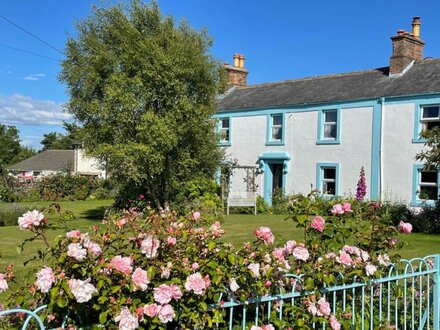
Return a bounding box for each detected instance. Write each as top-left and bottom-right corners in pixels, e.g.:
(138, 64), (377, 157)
(8, 149), (106, 179)
(216, 17), (440, 206)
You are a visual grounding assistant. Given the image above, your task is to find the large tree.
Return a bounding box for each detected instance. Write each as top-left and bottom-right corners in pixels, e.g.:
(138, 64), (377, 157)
(40, 122), (80, 151)
(59, 1), (223, 210)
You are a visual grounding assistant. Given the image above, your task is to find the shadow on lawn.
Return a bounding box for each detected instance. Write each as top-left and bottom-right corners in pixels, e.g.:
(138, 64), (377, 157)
(81, 206), (109, 221)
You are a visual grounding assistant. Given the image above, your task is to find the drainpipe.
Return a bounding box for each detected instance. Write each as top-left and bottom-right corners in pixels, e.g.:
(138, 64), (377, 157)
(380, 97), (385, 200)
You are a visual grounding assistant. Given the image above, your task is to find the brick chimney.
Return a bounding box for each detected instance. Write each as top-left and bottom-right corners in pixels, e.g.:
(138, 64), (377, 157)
(389, 17), (425, 75)
(224, 53), (248, 87)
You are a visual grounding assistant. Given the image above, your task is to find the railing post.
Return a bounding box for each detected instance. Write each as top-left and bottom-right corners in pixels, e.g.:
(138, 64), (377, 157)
(433, 254), (440, 330)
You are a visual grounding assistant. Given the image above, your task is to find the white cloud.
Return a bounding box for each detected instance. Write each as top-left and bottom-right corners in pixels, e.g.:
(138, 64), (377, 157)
(0, 94), (71, 125)
(23, 73), (46, 81)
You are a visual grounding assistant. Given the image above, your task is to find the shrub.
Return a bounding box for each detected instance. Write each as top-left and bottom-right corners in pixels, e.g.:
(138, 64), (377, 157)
(0, 193), (412, 329)
(0, 204), (28, 226)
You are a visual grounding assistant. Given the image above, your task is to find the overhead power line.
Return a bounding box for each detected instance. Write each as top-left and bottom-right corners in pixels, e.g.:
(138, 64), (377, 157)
(0, 13), (65, 55)
(0, 43), (61, 62)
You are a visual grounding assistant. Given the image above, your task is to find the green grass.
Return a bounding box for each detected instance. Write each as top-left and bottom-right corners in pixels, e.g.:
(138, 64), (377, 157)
(221, 214), (440, 259)
(0, 201), (439, 289)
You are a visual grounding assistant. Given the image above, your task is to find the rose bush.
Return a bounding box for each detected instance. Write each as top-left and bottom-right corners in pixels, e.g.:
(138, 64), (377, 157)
(1, 193), (413, 329)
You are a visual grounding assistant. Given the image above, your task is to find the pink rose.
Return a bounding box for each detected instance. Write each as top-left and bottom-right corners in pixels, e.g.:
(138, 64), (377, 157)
(141, 235), (160, 258)
(307, 301), (317, 316)
(18, 210), (45, 230)
(331, 204), (344, 215)
(329, 315), (341, 330)
(66, 230), (81, 238)
(398, 221), (412, 234)
(378, 254), (391, 266)
(337, 251), (353, 266)
(184, 272), (209, 295)
(272, 247), (285, 261)
(229, 278), (240, 292)
(311, 216), (325, 232)
(284, 240), (296, 254)
(139, 194), (145, 199)
(317, 297), (331, 316)
(0, 273), (8, 292)
(191, 262), (199, 270)
(87, 242), (102, 257)
(131, 268), (150, 291)
(143, 303), (159, 317)
(154, 284), (182, 304)
(342, 202), (352, 212)
(292, 246), (310, 261)
(247, 263), (260, 278)
(110, 256), (132, 275)
(255, 226), (275, 244)
(68, 278), (97, 303)
(192, 211), (201, 220)
(35, 266), (55, 293)
(166, 236), (176, 246)
(365, 263), (377, 276)
(157, 304), (175, 324)
(115, 307), (139, 330)
(67, 243), (87, 261)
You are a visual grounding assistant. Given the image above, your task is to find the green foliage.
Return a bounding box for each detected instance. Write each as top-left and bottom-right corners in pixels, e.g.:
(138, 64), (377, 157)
(256, 195), (271, 214)
(59, 0), (223, 210)
(0, 204), (28, 226)
(416, 126), (440, 170)
(0, 124), (36, 174)
(40, 122), (81, 151)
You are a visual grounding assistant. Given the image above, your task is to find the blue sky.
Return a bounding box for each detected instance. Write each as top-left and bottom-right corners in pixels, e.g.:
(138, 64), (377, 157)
(1, 0), (440, 149)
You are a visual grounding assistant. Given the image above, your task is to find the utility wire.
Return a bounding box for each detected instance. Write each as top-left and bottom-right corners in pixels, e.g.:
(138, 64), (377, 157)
(0, 43), (61, 62)
(0, 13), (65, 55)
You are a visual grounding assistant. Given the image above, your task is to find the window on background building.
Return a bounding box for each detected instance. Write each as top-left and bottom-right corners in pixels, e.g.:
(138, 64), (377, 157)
(420, 105), (440, 132)
(219, 118), (230, 143)
(271, 114), (283, 141)
(418, 170), (438, 201)
(323, 110), (338, 139)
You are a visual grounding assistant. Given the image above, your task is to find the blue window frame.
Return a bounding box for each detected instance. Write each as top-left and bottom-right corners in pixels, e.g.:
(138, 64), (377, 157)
(317, 109), (340, 144)
(218, 117), (231, 146)
(413, 104), (440, 143)
(266, 113), (285, 146)
(316, 163), (340, 197)
(412, 164), (439, 206)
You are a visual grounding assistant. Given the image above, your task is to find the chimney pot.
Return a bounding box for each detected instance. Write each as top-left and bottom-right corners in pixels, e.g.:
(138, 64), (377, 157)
(397, 29), (405, 36)
(238, 54), (245, 68)
(412, 16), (421, 38)
(233, 53), (240, 68)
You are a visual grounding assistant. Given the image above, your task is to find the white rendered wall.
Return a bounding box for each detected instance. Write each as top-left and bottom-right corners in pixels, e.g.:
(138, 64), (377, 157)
(381, 103), (425, 202)
(223, 106), (373, 199)
(75, 149), (106, 178)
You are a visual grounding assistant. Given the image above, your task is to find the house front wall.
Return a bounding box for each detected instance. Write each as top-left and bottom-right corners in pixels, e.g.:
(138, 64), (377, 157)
(217, 93), (440, 205)
(217, 101), (375, 204)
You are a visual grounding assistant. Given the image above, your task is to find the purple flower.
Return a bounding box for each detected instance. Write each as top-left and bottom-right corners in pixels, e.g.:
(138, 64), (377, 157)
(356, 167), (367, 201)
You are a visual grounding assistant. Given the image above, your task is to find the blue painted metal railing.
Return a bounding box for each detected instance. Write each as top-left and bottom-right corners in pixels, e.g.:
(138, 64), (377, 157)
(213, 254), (440, 329)
(1, 255), (439, 329)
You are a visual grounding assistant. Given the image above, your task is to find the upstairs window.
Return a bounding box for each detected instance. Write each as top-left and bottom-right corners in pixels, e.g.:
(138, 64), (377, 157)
(323, 110), (338, 139)
(317, 109), (340, 144)
(271, 114), (283, 141)
(219, 118), (230, 144)
(421, 106), (440, 132)
(266, 113), (285, 145)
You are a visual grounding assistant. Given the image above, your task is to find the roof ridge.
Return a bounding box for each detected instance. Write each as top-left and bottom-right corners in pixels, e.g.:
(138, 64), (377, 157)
(238, 67), (389, 89)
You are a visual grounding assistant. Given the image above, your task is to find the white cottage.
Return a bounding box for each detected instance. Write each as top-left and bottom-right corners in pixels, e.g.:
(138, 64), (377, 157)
(216, 17), (440, 206)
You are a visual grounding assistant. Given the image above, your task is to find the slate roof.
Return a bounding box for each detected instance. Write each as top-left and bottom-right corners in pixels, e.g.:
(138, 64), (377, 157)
(9, 150), (74, 172)
(216, 58), (440, 112)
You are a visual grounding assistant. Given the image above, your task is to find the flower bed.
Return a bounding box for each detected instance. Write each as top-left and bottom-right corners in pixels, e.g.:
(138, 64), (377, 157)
(0, 195), (412, 329)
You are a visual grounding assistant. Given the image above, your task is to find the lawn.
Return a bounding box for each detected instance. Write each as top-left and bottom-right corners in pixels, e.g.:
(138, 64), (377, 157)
(0, 200), (439, 286)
